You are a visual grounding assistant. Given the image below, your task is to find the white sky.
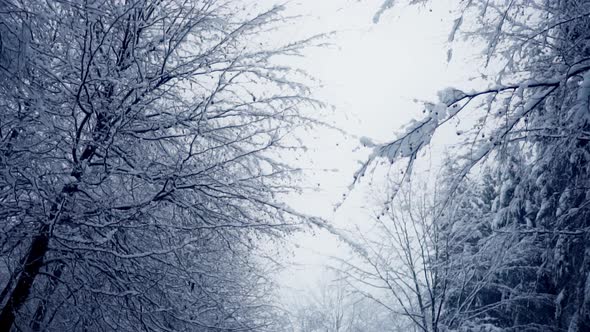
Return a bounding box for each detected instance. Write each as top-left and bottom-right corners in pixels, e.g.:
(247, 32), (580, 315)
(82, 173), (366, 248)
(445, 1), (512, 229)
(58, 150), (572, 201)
(252, 0), (485, 303)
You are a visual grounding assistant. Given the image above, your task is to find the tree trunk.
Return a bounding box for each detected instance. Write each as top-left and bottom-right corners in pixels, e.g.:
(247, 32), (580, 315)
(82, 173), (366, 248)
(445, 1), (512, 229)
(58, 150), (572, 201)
(0, 96), (105, 331)
(0, 225), (49, 332)
(30, 263), (62, 331)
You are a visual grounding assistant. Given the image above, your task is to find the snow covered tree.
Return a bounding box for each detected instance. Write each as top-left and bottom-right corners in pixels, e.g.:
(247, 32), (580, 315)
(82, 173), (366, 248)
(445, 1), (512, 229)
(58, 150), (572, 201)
(0, 0), (320, 330)
(357, 0), (590, 331)
(332, 179), (451, 332)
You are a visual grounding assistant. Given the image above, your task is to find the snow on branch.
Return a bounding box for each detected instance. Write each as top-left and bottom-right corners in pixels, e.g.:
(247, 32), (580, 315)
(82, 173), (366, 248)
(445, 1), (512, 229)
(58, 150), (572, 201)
(353, 64), (590, 195)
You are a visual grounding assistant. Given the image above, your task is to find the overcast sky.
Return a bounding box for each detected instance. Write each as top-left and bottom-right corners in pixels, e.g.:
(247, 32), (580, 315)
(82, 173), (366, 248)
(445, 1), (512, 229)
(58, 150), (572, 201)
(251, 0), (483, 300)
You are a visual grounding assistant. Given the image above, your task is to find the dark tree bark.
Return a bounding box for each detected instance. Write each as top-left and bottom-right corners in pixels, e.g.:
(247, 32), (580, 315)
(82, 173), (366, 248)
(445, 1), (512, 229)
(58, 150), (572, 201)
(0, 225), (49, 332)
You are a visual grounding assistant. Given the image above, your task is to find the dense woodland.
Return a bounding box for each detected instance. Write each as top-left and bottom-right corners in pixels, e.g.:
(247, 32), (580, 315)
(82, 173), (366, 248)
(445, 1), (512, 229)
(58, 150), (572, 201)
(1, 0), (590, 331)
(331, 0), (590, 331)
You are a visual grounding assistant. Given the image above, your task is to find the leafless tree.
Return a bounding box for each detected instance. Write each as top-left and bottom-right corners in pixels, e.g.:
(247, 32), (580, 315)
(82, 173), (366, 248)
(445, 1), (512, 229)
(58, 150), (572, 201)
(0, 0), (321, 330)
(288, 271), (401, 332)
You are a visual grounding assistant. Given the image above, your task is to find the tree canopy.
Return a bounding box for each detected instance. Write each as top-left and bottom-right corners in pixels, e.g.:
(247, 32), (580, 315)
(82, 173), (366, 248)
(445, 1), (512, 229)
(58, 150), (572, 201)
(0, 0), (319, 330)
